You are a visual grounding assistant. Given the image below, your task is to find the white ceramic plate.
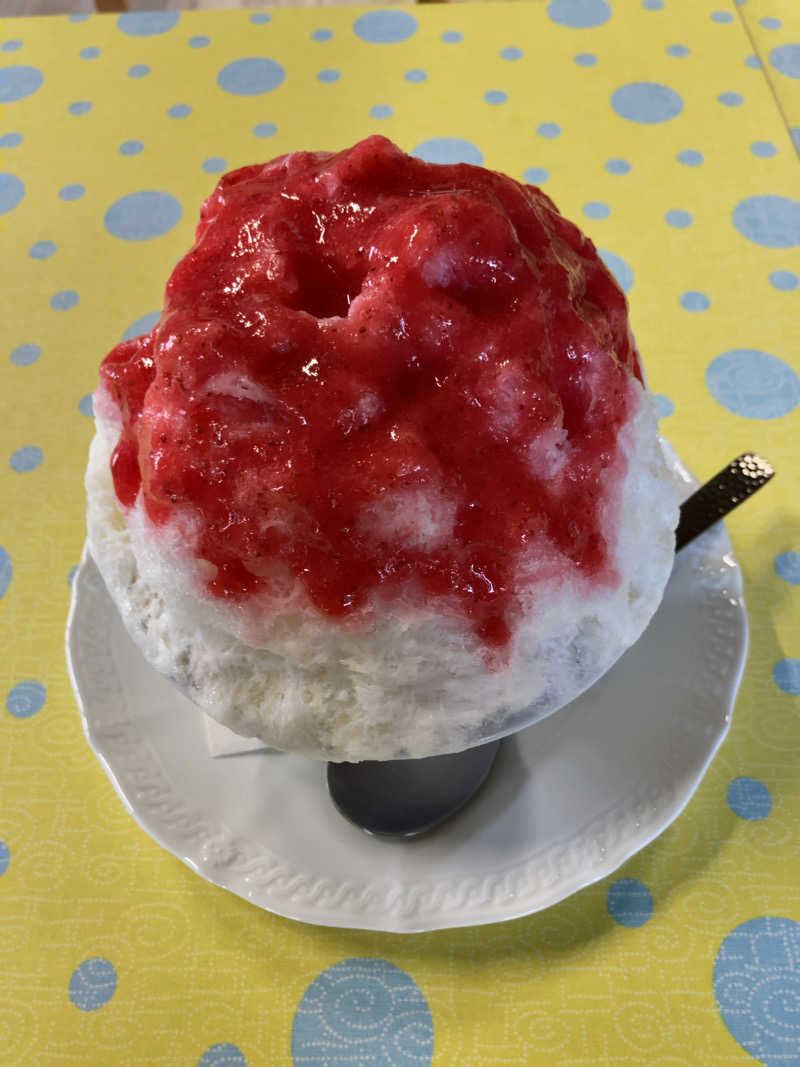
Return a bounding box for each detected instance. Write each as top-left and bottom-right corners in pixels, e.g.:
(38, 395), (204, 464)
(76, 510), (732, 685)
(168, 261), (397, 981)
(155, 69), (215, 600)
(66, 448), (747, 932)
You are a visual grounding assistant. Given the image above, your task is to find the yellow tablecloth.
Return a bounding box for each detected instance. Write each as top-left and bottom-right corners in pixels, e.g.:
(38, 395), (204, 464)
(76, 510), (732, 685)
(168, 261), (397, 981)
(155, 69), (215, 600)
(1, 2), (798, 1063)
(742, 0), (800, 144)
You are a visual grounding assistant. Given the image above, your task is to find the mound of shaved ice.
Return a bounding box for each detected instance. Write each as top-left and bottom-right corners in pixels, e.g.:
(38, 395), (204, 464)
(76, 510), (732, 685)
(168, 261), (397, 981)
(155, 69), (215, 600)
(86, 136), (679, 761)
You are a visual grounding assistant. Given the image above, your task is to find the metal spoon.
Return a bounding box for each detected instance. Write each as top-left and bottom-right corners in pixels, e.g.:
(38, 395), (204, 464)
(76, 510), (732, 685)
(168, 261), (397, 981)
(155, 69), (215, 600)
(328, 453), (774, 838)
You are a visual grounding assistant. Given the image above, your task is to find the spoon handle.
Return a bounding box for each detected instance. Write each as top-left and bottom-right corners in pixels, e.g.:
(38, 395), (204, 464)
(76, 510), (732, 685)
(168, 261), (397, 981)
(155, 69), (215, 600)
(675, 452), (774, 552)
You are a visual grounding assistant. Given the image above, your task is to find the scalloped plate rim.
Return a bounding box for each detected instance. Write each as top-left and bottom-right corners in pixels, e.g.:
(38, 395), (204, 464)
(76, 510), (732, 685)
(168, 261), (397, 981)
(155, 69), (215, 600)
(66, 444), (748, 931)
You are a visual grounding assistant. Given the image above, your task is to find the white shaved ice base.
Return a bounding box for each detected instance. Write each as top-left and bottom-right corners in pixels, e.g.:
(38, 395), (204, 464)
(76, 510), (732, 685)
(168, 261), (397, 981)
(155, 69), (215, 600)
(86, 383), (679, 761)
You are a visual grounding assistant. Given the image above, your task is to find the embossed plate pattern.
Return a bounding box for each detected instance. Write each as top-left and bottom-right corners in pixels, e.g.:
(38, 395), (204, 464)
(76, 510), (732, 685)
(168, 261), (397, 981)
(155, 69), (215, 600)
(66, 447), (747, 932)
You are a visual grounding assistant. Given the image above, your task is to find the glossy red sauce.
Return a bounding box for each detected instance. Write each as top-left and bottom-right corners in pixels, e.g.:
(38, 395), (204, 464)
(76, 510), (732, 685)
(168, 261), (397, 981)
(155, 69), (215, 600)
(100, 135), (641, 650)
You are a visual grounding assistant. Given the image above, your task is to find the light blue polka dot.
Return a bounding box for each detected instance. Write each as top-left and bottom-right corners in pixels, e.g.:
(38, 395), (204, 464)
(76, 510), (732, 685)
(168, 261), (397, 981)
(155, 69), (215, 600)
(0, 65), (43, 102)
(0, 173), (25, 215)
(727, 777), (772, 820)
(665, 209), (693, 228)
(774, 659), (800, 694)
(0, 132), (23, 147)
(607, 878), (654, 927)
(68, 100), (92, 115)
(654, 394), (675, 418)
(104, 191), (182, 241)
(642, 0), (663, 9)
(198, 1044), (247, 1067)
(78, 393), (94, 417)
(218, 57), (285, 95)
(29, 240), (56, 260)
(6, 680), (46, 718)
(120, 140), (143, 156)
(681, 290), (710, 311)
(67, 563), (78, 587)
(677, 149), (703, 166)
(253, 122), (277, 138)
(666, 44), (690, 57)
(706, 349), (800, 419)
(128, 64), (150, 79)
(317, 69), (340, 83)
(122, 311), (160, 340)
(441, 31), (463, 44)
(80, 46), (101, 59)
(791, 128), (800, 154)
(612, 82), (683, 123)
(501, 47), (523, 61)
(605, 158), (631, 175)
(574, 52), (597, 66)
(292, 959), (434, 1067)
(775, 551), (800, 583)
(745, 55), (763, 69)
(405, 69), (427, 83)
(733, 196), (800, 247)
(50, 290), (79, 311)
(68, 14), (90, 21)
(11, 343), (41, 366)
(312, 29), (333, 42)
(547, 0), (611, 29)
(711, 10), (734, 22)
(370, 105), (393, 119)
(10, 445), (43, 472)
(118, 12), (179, 36)
(0, 546), (11, 599)
(538, 121), (562, 138)
(412, 138), (483, 166)
(583, 201), (610, 219)
(168, 104), (192, 118)
(770, 44), (800, 79)
(1, 40), (22, 52)
(751, 141), (777, 158)
(714, 917), (800, 1064)
(59, 183), (85, 201)
(760, 16), (782, 30)
(0, 841), (8, 877)
(249, 12), (271, 25)
(770, 270), (798, 290)
(485, 90), (508, 105)
(189, 36), (210, 49)
(69, 958), (117, 1012)
(202, 157), (227, 174)
(354, 11), (418, 44)
(523, 167), (549, 184)
(599, 249), (634, 292)
(718, 91), (743, 107)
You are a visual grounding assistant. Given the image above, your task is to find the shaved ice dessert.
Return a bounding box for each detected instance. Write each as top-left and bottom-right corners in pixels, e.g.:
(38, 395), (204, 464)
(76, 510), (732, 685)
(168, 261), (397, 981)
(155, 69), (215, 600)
(86, 135), (679, 761)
